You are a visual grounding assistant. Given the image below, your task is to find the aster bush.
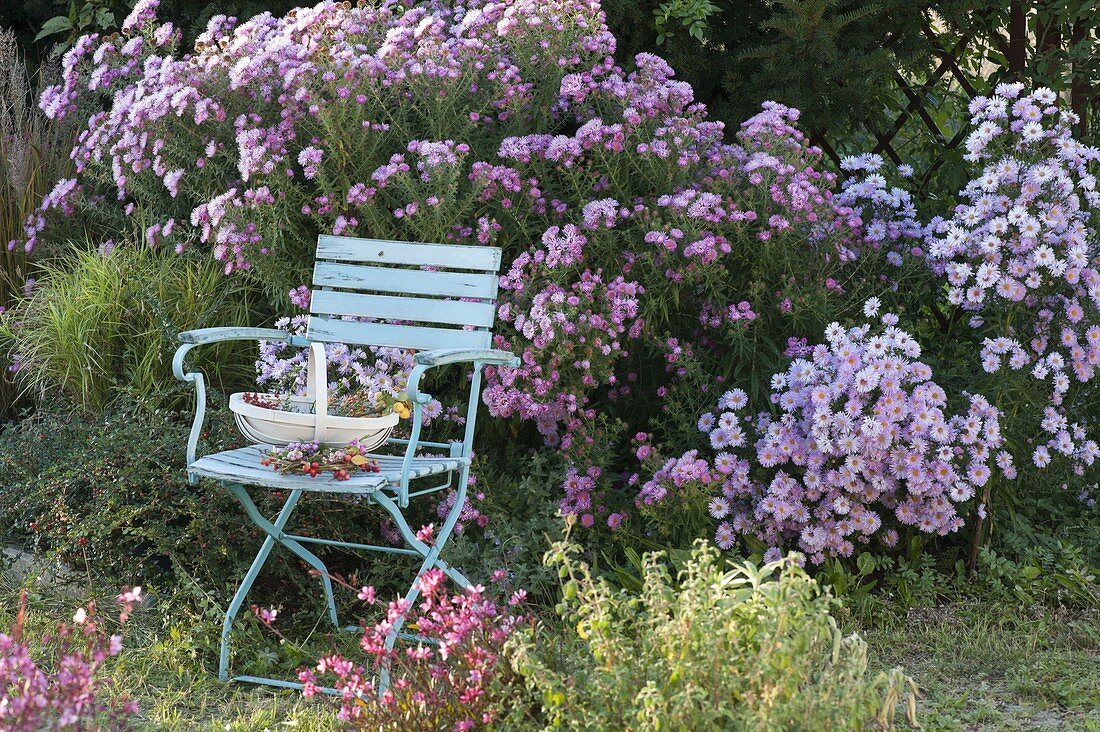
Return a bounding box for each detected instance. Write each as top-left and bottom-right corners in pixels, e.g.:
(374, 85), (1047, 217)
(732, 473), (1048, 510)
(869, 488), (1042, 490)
(637, 302), (1009, 563)
(924, 82), (1100, 477)
(24, 0), (907, 546)
(478, 98), (917, 528)
(17, 0), (1100, 573)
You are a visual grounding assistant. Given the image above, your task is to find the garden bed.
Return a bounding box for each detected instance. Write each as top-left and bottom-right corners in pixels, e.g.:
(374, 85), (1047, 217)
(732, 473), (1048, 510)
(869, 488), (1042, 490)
(1, 0), (1099, 729)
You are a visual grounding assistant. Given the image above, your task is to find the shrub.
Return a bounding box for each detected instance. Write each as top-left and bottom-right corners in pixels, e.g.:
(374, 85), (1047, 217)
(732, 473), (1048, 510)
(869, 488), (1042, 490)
(0, 244), (258, 412)
(601, 0), (932, 139)
(923, 83), (1100, 474)
(445, 448), (571, 604)
(289, 571), (529, 731)
(0, 404), (461, 616)
(0, 406), (252, 586)
(0, 587), (143, 731)
(636, 301), (1009, 563)
(30, 0), (911, 547)
(505, 534), (919, 730)
(20, 0), (1099, 567)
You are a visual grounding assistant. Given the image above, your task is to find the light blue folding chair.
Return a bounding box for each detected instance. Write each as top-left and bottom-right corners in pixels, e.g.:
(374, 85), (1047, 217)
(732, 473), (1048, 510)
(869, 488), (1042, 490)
(171, 235), (517, 692)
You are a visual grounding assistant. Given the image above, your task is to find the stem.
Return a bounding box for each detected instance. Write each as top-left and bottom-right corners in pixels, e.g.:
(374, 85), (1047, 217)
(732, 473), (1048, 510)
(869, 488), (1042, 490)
(929, 301), (950, 333)
(966, 480), (993, 576)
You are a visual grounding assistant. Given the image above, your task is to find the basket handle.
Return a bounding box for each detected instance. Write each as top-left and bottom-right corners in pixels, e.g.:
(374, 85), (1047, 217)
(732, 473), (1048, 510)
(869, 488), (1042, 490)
(305, 342), (330, 444)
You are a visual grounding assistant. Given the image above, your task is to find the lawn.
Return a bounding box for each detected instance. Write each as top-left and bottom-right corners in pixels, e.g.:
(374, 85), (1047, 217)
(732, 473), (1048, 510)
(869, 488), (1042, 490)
(860, 602), (1100, 731)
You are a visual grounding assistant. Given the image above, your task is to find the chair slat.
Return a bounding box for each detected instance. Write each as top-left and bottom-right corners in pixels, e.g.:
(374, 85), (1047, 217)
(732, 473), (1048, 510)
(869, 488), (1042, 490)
(310, 290), (496, 328)
(307, 316), (492, 350)
(313, 261), (498, 299)
(316, 235), (501, 271)
(190, 446), (467, 492)
(190, 454), (385, 493)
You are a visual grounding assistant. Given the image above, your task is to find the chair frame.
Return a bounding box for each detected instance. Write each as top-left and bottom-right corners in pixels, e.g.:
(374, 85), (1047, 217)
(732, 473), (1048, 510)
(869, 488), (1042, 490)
(172, 237), (517, 694)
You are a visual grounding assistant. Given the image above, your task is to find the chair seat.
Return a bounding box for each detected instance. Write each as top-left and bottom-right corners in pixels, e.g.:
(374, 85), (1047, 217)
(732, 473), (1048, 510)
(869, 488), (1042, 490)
(188, 445), (468, 493)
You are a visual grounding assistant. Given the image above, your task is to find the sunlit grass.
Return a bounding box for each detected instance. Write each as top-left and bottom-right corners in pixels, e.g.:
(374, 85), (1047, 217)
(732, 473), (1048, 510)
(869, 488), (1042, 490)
(857, 600), (1100, 731)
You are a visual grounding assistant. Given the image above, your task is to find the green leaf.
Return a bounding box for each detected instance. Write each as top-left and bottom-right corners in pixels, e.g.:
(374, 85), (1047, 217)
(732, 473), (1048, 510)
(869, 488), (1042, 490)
(35, 16), (74, 42)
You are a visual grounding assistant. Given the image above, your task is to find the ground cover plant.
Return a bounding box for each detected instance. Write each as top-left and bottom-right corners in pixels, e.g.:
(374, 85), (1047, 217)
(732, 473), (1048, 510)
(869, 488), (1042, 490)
(0, 0), (1099, 729)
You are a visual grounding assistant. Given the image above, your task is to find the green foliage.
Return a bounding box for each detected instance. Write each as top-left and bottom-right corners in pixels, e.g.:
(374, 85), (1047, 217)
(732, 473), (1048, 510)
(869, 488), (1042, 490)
(0, 244), (259, 413)
(653, 0), (720, 45)
(820, 527), (1100, 621)
(34, 0), (127, 55)
(447, 448), (569, 604)
(604, 0), (932, 137)
(0, 403), (472, 652)
(0, 406), (254, 589)
(935, 1), (1100, 135)
(504, 535), (919, 731)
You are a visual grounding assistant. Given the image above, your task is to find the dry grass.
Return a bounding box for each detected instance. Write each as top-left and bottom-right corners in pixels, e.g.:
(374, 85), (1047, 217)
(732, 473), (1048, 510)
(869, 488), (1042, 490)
(0, 29), (73, 419)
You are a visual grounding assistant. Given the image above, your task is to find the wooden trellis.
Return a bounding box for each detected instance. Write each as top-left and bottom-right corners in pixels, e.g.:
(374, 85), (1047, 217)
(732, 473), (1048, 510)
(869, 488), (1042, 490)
(816, 2), (1097, 198)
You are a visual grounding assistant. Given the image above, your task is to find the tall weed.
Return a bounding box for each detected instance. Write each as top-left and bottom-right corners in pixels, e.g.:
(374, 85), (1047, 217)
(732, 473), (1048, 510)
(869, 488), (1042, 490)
(0, 29), (72, 419)
(504, 533), (920, 730)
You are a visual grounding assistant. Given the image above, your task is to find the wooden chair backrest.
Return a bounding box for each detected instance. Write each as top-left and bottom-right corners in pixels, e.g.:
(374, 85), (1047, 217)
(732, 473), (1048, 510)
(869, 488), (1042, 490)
(306, 235), (503, 351)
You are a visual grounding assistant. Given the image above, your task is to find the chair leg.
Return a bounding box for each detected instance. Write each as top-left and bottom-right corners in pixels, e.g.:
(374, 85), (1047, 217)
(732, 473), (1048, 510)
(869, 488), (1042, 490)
(225, 484), (340, 629)
(220, 466), (473, 694)
(280, 536), (340, 628)
(371, 466), (472, 693)
(220, 485), (304, 681)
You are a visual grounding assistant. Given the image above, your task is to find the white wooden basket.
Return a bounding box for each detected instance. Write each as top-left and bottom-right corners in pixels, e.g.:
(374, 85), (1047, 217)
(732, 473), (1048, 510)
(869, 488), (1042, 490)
(229, 342), (399, 449)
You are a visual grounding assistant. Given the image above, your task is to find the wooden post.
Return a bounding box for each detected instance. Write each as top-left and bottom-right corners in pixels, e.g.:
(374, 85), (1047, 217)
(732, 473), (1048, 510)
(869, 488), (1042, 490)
(1007, 1), (1026, 77)
(1070, 18), (1090, 136)
(1036, 1), (1061, 82)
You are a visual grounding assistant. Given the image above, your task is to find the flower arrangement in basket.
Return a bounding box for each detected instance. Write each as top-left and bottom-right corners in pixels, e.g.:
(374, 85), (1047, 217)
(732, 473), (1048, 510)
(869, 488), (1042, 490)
(231, 343), (410, 478)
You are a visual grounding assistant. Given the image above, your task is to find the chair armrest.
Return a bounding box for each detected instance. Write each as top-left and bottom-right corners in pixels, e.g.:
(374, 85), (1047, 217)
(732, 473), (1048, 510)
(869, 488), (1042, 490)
(399, 347), (517, 507)
(172, 326), (292, 481)
(177, 326), (291, 345)
(414, 348), (520, 368)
